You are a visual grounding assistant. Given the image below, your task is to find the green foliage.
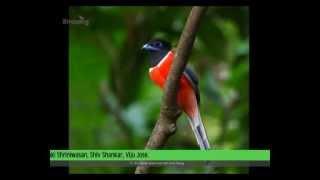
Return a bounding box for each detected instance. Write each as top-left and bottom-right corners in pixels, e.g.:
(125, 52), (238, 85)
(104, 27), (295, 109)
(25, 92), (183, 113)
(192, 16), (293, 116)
(69, 6), (249, 174)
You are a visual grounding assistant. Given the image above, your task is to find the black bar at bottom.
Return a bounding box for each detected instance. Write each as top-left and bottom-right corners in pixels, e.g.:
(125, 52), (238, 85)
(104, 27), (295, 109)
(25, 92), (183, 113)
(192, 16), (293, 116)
(50, 161), (270, 167)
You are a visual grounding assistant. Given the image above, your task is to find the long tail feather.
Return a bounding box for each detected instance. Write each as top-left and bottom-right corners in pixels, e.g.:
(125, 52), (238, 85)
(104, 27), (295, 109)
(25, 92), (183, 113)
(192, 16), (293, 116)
(187, 111), (211, 150)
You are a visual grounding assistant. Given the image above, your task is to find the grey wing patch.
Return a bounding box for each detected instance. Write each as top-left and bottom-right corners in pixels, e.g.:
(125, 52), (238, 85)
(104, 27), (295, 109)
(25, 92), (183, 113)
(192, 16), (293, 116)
(185, 67), (199, 85)
(183, 67), (200, 106)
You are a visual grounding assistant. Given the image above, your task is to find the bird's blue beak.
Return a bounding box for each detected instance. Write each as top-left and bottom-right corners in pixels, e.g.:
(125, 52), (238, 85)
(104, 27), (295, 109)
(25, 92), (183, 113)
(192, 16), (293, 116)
(141, 44), (159, 51)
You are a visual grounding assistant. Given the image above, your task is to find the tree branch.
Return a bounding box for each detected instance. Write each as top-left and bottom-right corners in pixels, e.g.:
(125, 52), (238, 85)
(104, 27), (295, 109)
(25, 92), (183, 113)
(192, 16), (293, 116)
(100, 81), (134, 147)
(135, 6), (208, 174)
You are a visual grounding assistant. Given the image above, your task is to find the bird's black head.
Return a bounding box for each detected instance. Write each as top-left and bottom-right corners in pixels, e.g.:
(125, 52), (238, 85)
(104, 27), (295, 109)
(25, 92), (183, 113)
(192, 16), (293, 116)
(142, 39), (171, 67)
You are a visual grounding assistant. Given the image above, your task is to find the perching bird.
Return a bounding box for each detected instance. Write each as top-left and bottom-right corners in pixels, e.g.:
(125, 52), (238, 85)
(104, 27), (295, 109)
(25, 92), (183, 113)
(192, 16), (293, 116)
(142, 39), (211, 150)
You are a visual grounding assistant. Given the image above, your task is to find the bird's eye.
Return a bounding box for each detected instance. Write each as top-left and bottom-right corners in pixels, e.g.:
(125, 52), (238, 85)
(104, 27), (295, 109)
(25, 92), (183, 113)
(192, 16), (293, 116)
(155, 42), (161, 47)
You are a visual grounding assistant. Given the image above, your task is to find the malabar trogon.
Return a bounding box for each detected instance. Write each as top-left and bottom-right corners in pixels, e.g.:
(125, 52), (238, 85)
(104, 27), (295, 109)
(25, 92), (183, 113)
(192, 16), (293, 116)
(142, 39), (211, 150)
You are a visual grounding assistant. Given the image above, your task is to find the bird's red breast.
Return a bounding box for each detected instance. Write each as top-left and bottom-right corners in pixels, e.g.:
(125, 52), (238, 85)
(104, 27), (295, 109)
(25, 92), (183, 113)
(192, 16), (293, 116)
(149, 51), (198, 119)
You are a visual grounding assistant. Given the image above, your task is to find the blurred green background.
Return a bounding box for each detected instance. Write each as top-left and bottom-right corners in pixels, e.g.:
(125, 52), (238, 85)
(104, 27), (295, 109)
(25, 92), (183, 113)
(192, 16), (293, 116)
(69, 6), (249, 174)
